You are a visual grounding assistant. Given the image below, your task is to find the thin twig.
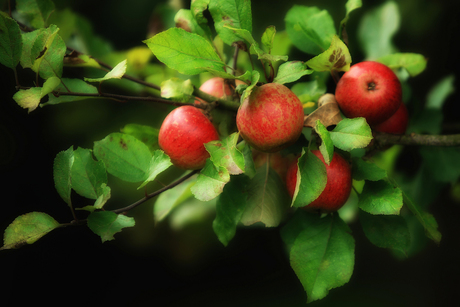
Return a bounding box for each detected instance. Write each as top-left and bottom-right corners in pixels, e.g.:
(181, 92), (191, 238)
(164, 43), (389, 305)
(373, 132), (460, 147)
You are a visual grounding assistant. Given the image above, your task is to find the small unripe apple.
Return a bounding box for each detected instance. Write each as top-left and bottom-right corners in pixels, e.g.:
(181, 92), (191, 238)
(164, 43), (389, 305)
(158, 105), (219, 170)
(236, 83), (304, 153)
(335, 61), (402, 126)
(372, 102), (409, 135)
(286, 150), (352, 213)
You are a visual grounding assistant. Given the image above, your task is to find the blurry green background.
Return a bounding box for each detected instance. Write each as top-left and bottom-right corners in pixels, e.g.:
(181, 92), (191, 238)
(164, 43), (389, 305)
(1, 0), (459, 305)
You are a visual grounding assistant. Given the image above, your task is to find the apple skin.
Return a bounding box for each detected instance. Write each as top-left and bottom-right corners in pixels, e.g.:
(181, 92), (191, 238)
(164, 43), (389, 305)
(195, 77), (244, 106)
(236, 83), (304, 153)
(372, 102), (408, 134)
(335, 61), (402, 126)
(286, 150), (352, 213)
(158, 105), (219, 170)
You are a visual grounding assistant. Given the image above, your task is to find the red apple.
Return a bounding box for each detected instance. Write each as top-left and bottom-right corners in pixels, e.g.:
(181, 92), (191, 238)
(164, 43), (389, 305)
(194, 77), (244, 106)
(158, 105), (219, 170)
(372, 102), (408, 134)
(236, 83), (304, 153)
(286, 150), (352, 213)
(335, 61), (402, 126)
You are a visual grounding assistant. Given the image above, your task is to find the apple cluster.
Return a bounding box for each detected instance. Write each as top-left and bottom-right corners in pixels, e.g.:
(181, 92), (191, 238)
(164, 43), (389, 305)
(159, 61), (406, 212)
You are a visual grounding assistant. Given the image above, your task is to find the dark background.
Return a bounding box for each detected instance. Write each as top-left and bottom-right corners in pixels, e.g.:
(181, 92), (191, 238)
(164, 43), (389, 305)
(1, 0), (460, 305)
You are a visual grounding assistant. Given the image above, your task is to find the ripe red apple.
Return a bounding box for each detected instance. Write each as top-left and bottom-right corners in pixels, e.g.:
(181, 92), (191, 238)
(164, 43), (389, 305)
(335, 61), (402, 126)
(194, 77), (244, 106)
(158, 105), (219, 170)
(286, 150), (352, 213)
(236, 83), (304, 153)
(372, 102), (408, 134)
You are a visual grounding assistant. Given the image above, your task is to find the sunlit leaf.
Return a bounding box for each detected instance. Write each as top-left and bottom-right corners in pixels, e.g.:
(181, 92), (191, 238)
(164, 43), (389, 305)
(191, 159), (230, 201)
(330, 118), (373, 151)
(377, 53), (427, 77)
(138, 150), (173, 189)
(205, 132), (245, 175)
(306, 35), (352, 72)
(160, 78), (194, 102)
(84, 59), (127, 83)
(87, 211), (135, 243)
(2, 212), (60, 250)
(273, 61), (313, 85)
(314, 120), (334, 165)
(339, 0), (362, 39)
(208, 0), (252, 46)
(144, 27), (225, 75)
(261, 25), (276, 52)
(358, 1), (400, 60)
(13, 76), (60, 112)
(285, 5), (336, 55)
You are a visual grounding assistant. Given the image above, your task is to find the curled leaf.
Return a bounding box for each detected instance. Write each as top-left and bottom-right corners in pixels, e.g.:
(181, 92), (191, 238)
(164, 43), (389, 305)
(304, 94), (343, 128)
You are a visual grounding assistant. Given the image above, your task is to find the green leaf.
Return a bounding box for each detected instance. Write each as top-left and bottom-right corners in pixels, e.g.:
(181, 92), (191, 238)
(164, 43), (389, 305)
(285, 5), (336, 55)
(53, 146), (74, 206)
(160, 78), (194, 102)
(339, 0), (362, 39)
(314, 120), (334, 165)
(292, 149), (327, 208)
(240, 164), (290, 227)
(0, 12), (23, 69)
(138, 150), (173, 189)
(287, 212), (355, 303)
(273, 61), (313, 85)
(213, 175), (250, 246)
(44, 78), (99, 106)
(306, 35), (352, 72)
(174, 8), (212, 39)
(205, 132), (245, 175)
(84, 59), (127, 83)
(358, 180), (403, 215)
(224, 27), (288, 63)
(358, 1), (400, 60)
(191, 159), (230, 201)
(154, 177), (196, 222)
(16, 0), (55, 29)
(290, 79), (327, 104)
(359, 209), (410, 255)
(402, 191), (441, 244)
(330, 118), (373, 151)
(377, 53), (427, 77)
(87, 211), (135, 243)
(13, 76), (61, 112)
(238, 140), (256, 178)
(144, 27), (225, 75)
(2, 212), (60, 250)
(27, 25), (66, 79)
(351, 158), (387, 181)
(190, 0), (211, 26)
(208, 0), (252, 46)
(71, 147), (108, 199)
(93, 184), (111, 211)
(261, 25), (276, 52)
(93, 133), (152, 183)
(120, 124), (160, 153)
